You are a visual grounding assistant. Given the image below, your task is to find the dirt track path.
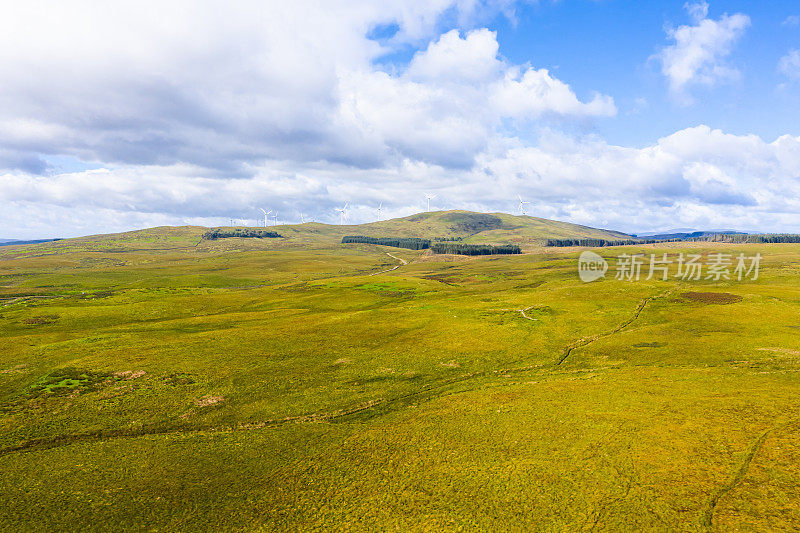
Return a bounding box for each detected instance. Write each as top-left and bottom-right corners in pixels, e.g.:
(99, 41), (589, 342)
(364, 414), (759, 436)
(369, 252), (407, 275)
(556, 290), (672, 365)
(0, 288), (670, 457)
(701, 419), (800, 530)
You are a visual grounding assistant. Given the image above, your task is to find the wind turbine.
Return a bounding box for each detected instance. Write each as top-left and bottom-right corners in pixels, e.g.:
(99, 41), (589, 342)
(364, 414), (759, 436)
(335, 202), (349, 225)
(299, 212), (306, 224)
(272, 211), (279, 226)
(425, 193), (436, 212)
(376, 202), (383, 219)
(517, 195), (531, 215)
(259, 208), (272, 227)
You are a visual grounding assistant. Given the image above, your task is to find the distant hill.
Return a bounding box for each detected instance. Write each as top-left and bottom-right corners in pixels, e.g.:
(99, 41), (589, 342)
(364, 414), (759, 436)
(273, 211), (631, 248)
(0, 238), (62, 247)
(0, 211), (631, 253)
(638, 230), (747, 241)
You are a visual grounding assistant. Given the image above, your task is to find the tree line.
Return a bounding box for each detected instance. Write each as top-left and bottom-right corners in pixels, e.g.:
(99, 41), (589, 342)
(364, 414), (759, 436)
(341, 236), (521, 255)
(686, 234), (800, 244)
(544, 233), (800, 247)
(430, 243), (521, 255)
(203, 228), (283, 240)
(543, 238), (658, 247)
(341, 236), (431, 250)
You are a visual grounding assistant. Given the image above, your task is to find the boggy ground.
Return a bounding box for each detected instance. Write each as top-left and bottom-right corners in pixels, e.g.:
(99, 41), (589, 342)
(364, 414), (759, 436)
(0, 229), (799, 531)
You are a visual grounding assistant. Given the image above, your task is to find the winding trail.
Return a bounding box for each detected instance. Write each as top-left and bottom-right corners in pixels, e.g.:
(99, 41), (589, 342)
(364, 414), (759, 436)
(369, 252), (407, 275)
(0, 288), (669, 457)
(701, 419), (800, 530)
(1, 363), (602, 457)
(0, 368), (492, 457)
(557, 290), (671, 366)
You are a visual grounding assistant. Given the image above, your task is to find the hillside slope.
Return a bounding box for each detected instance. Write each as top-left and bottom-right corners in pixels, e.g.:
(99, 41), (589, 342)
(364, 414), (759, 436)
(272, 211), (629, 249)
(0, 211), (630, 255)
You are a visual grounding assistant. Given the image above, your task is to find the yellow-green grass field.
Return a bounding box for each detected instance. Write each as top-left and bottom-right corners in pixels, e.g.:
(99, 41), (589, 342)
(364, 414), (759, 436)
(1, 218), (799, 531)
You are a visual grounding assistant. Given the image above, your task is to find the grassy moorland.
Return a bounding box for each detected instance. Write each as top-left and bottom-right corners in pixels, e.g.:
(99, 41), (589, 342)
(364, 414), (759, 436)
(0, 214), (799, 531)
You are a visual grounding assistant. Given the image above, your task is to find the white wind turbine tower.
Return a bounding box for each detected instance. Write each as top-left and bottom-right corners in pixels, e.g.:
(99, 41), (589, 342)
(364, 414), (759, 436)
(376, 202), (383, 219)
(299, 213), (306, 224)
(259, 208), (272, 227)
(335, 202), (349, 225)
(272, 211), (279, 226)
(425, 193), (436, 212)
(517, 195), (531, 215)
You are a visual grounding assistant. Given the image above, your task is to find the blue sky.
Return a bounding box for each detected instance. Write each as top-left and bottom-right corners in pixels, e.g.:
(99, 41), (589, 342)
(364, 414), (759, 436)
(377, 1), (800, 143)
(1, 1), (800, 238)
(488, 1), (800, 145)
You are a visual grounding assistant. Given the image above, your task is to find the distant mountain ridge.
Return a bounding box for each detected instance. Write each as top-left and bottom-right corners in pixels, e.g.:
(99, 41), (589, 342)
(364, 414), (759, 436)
(0, 238), (62, 247)
(0, 211), (631, 252)
(4, 212), (799, 253)
(638, 230), (747, 241)
(635, 228), (749, 241)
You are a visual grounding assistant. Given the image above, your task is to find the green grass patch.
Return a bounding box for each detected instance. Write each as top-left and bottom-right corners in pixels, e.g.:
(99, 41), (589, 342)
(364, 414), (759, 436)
(1, 227), (799, 530)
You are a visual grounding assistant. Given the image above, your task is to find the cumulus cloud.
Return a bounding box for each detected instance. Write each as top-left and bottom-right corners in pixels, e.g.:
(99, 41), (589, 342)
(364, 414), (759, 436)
(0, 1), (607, 177)
(654, 2), (750, 102)
(337, 29), (616, 167)
(779, 50), (800, 79)
(4, 125), (800, 238)
(470, 125), (798, 232)
(491, 67), (616, 118)
(0, 1), (440, 173)
(406, 29), (616, 118)
(406, 29), (503, 83)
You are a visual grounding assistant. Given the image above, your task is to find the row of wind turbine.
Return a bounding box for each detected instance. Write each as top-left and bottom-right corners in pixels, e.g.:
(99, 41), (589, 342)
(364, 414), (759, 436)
(240, 193), (531, 227)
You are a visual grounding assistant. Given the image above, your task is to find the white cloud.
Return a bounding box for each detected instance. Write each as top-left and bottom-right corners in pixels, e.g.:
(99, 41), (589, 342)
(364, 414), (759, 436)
(0, 2), (612, 175)
(406, 29), (502, 83)
(3, 125), (800, 238)
(406, 29), (615, 118)
(654, 3), (750, 102)
(685, 1), (709, 23)
(491, 67), (617, 118)
(783, 15), (800, 28)
(468, 125), (799, 232)
(779, 50), (800, 79)
(338, 70), (493, 168)
(336, 29), (615, 168)
(682, 162), (756, 206)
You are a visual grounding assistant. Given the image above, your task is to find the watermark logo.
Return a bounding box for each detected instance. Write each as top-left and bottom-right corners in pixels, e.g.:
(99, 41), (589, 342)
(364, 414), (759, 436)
(578, 252), (761, 283)
(578, 251), (608, 282)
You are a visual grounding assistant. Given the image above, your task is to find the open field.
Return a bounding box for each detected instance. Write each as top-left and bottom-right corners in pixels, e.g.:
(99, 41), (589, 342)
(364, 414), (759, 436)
(1, 218), (799, 531)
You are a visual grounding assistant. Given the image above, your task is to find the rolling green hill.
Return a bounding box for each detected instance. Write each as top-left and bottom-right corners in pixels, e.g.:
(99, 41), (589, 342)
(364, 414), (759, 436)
(275, 210), (630, 248)
(0, 211), (629, 256)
